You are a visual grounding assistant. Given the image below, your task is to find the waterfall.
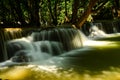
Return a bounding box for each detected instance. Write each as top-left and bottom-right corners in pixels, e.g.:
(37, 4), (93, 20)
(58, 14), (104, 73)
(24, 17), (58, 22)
(0, 27), (89, 67)
(0, 28), (23, 61)
(28, 41), (65, 63)
(33, 41), (64, 55)
(0, 29), (8, 61)
(0, 28), (40, 61)
(6, 38), (33, 59)
(82, 21), (120, 36)
(30, 27), (88, 51)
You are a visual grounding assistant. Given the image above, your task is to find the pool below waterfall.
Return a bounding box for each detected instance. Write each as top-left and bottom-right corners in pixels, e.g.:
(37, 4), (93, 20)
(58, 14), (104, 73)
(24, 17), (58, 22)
(1, 27), (120, 80)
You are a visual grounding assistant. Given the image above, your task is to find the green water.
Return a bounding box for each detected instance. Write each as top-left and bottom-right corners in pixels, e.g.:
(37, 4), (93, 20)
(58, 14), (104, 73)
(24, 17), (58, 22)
(1, 28), (120, 80)
(1, 41), (120, 80)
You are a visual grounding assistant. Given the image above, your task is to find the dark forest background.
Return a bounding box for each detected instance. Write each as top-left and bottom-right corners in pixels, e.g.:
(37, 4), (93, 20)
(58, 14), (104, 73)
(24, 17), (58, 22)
(0, 0), (120, 28)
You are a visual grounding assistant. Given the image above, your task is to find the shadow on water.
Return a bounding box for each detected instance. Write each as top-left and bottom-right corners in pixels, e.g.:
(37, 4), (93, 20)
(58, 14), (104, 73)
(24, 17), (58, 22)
(39, 46), (120, 73)
(92, 34), (120, 41)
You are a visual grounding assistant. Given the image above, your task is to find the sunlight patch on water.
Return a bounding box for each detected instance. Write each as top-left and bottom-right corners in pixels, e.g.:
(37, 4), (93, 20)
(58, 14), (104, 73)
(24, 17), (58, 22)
(4, 28), (22, 32)
(1, 65), (120, 80)
(0, 66), (31, 80)
(84, 40), (120, 48)
(27, 65), (59, 73)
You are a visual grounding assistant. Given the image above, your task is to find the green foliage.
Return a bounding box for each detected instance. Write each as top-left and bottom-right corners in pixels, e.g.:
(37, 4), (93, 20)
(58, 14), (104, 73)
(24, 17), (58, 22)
(93, 1), (115, 20)
(0, 0), (119, 27)
(104, 1), (113, 8)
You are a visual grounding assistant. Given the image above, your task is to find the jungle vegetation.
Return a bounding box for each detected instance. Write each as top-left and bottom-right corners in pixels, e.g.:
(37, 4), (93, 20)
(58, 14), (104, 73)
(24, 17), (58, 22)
(0, 0), (120, 28)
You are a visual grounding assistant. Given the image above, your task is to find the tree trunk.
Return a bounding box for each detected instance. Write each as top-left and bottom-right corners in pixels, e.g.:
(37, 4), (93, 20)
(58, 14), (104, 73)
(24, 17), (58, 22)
(114, 0), (119, 9)
(47, 0), (58, 25)
(65, 0), (67, 16)
(47, 0), (55, 25)
(64, 0), (70, 23)
(33, 0), (40, 26)
(71, 0), (80, 24)
(54, 0), (58, 25)
(14, 0), (26, 25)
(76, 0), (99, 28)
(27, 0), (40, 26)
(113, 0), (119, 17)
(0, 1), (6, 24)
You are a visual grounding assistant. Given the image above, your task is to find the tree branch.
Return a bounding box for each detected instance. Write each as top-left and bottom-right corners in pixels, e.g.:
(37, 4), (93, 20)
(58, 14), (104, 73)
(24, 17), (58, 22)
(92, 0), (108, 13)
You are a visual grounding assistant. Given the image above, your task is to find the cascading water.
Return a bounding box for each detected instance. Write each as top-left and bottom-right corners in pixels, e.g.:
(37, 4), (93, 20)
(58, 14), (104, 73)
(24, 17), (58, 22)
(6, 38), (33, 59)
(0, 27), (88, 65)
(1, 27), (120, 80)
(5, 40), (65, 64)
(82, 21), (120, 37)
(28, 41), (65, 63)
(33, 41), (64, 55)
(0, 28), (24, 61)
(30, 27), (88, 51)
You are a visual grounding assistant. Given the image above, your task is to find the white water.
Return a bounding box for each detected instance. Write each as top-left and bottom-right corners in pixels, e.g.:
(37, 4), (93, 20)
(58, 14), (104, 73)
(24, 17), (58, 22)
(30, 28), (88, 51)
(0, 27), (89, 66)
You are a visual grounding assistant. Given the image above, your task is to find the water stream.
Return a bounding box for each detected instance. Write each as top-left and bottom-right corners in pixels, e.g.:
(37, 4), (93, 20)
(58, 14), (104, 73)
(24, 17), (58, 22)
(0, 27), (120, 80)
(0, 27), (88, 64)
